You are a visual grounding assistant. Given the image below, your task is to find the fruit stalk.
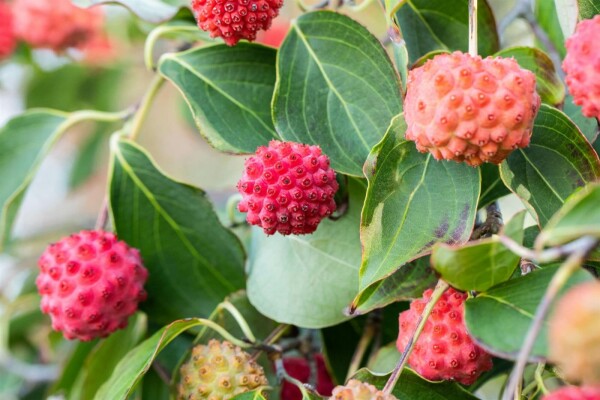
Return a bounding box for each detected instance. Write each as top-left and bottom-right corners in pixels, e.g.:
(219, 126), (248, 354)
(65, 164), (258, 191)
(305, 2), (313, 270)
(468, 0), (477, 56)
(502, 236), (599, 400)
(382, 279), (450, 395)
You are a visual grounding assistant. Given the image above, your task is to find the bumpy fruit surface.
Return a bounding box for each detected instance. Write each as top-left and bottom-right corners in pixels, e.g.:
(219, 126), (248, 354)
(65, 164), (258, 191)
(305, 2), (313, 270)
(396, 288), (493, 385)
(281, 354), (335, 399)
(563, 15), (600, 118)
(330, 380), (397, 400)
(0, 1), (16, 60)
(191, 0), (283, 46)
(549, 281), (600, 384)
(177, 340), (268, 400)
(36, 230), (148, 341)
(12, 0), (104, 52)
(404, 51), (541, 166)
(237, 140), (338, 236)
(542, 385), (600, 400)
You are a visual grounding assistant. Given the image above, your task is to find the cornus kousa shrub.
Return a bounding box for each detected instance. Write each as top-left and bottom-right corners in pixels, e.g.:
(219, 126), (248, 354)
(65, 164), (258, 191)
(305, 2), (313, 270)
(1, 0), (600, 400)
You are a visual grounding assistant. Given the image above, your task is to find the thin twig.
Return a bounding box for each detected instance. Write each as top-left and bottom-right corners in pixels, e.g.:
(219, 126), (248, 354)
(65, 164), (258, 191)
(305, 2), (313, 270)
(95, 197), (109, 231)
(500, 235), (598, 264)
(502, 237), (599, 400)
(471, 202), (503, 240)
(250, 324), (291, 361)
(469, 0), (478, 56)
(382, 280), (450, 395)
(345, 312), (380, 381)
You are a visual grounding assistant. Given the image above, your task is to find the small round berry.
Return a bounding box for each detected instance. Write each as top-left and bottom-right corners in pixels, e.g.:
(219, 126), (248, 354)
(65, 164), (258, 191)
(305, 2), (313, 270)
(36, 230), (148, 341)
(177, 339), (268, 400)
(191, 0), (284, 46)
(237, 140), (338, 236)
(563, 15), (600, 118)
(549, 281), (600, 385)
(396, 288), (493, 385)
(404, 51), (541, 166)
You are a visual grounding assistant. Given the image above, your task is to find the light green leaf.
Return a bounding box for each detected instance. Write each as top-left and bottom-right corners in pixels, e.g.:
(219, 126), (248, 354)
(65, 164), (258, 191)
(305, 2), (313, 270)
(432, 211), (526, 292)
(554, 0), (578, 38)
(159, 44), (279, 154)
(465, 266), (594, 360)
(273, 11), (403, 176)
(73, 0), (188, 23)
(534, 0), (567, 58)
(578, 0), (600, 19)
(359, 115), (480, 291)
(109, 137), (245, 323)
(538, 183), (600, 246)
(246, 179), (365, 328)
(95, 319), (209, 400)
(493, 46), (565, 105)
(563, 95), (599, 143)
(393, 0), (499, 63)
(500, 105), (600, 227)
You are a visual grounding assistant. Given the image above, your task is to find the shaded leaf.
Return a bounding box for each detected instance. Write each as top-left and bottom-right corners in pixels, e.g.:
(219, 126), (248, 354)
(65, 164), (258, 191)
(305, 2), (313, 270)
(393, 0), (499, 63)
(534, 0), (567, 58)
(465, 266), (594, 360)
(367, 343), (400, 374)
(500, 104), (600, 227)
(432, 211), (526, 292)
(159, 44), (279, 154)
(273, 11), (403, 176)
(479, 163), (510, 208)
(109, 137), (245, 323)
(563, 94), (599, 143)
(351, 368), (478, 399)
(359, 115), (480, 291)
(73, 0), (188, 23)
(494, 46), (565, 105)
(246, 179), (365, 328)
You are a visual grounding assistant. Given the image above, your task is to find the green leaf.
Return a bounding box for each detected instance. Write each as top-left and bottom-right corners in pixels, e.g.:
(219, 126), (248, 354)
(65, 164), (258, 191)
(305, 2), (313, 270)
(78, 314), (147, 399)
(349, 257), (437, 315)
(273, 11), (403, 176)
(465, 266), (594, 360)
(109, 137), (245, 323)
(563, 95), (599, 143)
(538, 183), (600, 246)
(351, 368), (478, 399)
(246, 179), (365, 328)
(367, 343), (401, 374)
(493, 47), (565, 106)
(231, 390), (270, 400)
(359, 115), (480, 291)
(479, 163), (510, 208)
(73, 0), (188, 23)
(50, 341), (98, 398)
(500, 104), (600, 227)
(159, 44), (279, 154)
(432, 211), (526, 292)
(553, 0), (578, 38)
(578, 0), (600, 19)
(0, 110), (70, 250)
(534, 0), (567, 59)
(393, 0), (499, 63)
(94, 319), (209, 400)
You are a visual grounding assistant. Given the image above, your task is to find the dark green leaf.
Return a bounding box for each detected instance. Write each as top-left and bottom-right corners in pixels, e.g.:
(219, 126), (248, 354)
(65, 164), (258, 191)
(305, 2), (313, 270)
(140, 370), (171, 400)
(159, 44), (279, 154)
(493, 47), (565, 105)
(500, 104), (600, 227)
(465, 266), (594, 360)
(578, 0), (600, 19)
(246, 179), (365, 328)
(351, 368), (478, 399)
(273, 11), (403, 176)
(50, 341), (98, 398)
(231, 390), (270, 400)
(538, 183), (600, 246)
(534, 0), (567, 58)
(359, 115), (480, 291)
(0, 110), (69, 250)
(367, 343), (400, 374)
(563, 95), (599, 143)
(349, 257), (436, 315)
(432, 211), (526, 292)
(94, 319), (210, 400)
(479, 163), (510, 208)
(393, 0), (499, 63)
(69, 130), (109, 189)
(73, 0), (188, 23)
(109, 137), (245, 323)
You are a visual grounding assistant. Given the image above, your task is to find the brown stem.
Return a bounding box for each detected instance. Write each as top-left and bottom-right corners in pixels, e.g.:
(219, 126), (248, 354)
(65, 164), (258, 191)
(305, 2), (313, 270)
(95, 197), (109, 231)
(346, 311), (380, 380)
(471, 202), (503, 240)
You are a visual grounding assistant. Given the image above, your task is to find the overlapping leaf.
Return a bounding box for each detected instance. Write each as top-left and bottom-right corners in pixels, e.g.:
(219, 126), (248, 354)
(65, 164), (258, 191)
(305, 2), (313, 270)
(432, 211), (526, 292)
(359, 115), (480, 291)
(160, 44), (279, 154)
(109, 137), (245, 323)
(577, 0), (600, 20)
(500, 105), (600, 227)
(479, 164), (510, 208)
(246, 179), (365, 328)
(465, 266), (594, 360)
(73, 0), (188, 23)
(393, 0), (499, 63)
(273, 11), (403, 176)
